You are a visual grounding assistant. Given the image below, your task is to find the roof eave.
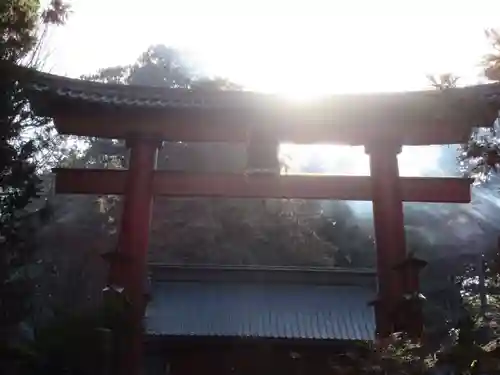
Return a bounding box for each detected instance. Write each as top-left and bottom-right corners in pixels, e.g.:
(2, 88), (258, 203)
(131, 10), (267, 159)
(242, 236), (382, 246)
(11, 65), (500, 144)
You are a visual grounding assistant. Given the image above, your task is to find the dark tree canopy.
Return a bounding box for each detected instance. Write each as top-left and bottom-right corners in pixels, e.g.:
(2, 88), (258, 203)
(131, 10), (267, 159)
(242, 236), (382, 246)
(0, 1), (69, 372)
(455, 30), (500, 179)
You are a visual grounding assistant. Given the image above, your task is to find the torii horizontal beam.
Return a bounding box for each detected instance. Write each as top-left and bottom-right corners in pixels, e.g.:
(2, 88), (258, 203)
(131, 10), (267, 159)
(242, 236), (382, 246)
(52, 168), (473, 203)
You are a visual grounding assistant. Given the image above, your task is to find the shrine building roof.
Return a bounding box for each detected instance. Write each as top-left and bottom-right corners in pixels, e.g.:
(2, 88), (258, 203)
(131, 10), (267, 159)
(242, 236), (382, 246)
(145, 265), (376, 341)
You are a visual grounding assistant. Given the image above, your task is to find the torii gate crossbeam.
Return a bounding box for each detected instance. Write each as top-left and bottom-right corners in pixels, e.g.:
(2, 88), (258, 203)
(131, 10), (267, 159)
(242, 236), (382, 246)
(52, 167), (472, 202)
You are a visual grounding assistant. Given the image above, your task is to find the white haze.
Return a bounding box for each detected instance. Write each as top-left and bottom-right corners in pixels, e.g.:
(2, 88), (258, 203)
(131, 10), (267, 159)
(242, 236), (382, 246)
(280, 133), (500, 258)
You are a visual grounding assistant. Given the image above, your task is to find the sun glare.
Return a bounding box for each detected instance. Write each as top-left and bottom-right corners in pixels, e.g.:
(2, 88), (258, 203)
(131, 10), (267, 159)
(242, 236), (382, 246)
(280, 144), (443, 177)
(44, 0), (497, 178)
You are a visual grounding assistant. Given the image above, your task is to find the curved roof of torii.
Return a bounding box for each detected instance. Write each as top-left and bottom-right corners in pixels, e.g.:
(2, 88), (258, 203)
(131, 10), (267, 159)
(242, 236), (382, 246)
(8, 64), (500, 145)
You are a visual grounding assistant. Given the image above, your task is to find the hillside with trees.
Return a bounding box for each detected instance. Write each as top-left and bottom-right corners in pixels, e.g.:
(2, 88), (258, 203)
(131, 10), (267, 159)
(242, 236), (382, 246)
(0, 0), (70, 373)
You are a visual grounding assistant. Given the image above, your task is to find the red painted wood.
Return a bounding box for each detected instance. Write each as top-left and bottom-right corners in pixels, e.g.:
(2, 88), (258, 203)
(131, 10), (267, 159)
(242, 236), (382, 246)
(52, 168), (473, 203)
(110, 138), (158, 375)
(393, 257), (427, 337)
(394, 257), (427, 295)
(53, 168), (127, 195)
(151, 173), (472, 202)
(366, 144), (407, 337)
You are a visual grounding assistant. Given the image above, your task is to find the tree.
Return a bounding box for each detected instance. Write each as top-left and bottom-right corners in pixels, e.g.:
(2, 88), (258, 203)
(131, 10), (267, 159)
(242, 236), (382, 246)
(396, 51), (500, 374)
(483, 29), (500, 82)
(0, 1), (69, 373)
(456, 30), (500, 180)
(427, 73), (460, 90)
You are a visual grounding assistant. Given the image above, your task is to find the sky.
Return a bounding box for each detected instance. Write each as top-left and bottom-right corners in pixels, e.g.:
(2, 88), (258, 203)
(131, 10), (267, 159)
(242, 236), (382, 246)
(42, 0), (500, 97)
(39, 0), (500, 176)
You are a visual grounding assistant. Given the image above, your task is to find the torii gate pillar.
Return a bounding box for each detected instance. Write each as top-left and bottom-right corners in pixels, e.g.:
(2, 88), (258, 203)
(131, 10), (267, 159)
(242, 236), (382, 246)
(109, 136), (159, 375)
(366, 143), (407, 336)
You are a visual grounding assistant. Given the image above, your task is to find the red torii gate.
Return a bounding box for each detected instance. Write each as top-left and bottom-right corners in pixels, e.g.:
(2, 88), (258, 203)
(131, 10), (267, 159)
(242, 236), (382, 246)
(18, 66), (500, 375)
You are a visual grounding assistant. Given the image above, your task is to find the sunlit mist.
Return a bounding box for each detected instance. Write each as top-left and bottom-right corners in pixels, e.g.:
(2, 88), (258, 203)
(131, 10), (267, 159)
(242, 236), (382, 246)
(280, 144), (444, 177)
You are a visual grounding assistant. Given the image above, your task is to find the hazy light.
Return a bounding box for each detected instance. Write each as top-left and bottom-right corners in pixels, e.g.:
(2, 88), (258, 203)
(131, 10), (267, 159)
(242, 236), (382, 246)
(280, 144), (442, 176)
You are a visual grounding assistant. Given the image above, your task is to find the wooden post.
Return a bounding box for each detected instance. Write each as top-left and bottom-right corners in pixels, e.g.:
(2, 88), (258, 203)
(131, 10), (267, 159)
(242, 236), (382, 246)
(393, 255), (427, 336)
(112, 136), (159, 375)
(245, 126), (280, 175)
(365, 143), (407, 336)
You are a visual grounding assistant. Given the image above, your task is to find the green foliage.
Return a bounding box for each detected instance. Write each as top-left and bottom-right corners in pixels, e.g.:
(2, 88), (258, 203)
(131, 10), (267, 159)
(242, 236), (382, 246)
(459, 122), (500, 180)
(26, 290), (130, 375)
(0, 0), (40, 61)
(457, 30), (500, 179)
(329, 313), (499, 374)
(0, 0), (69, 373)
(0, 1), (69, 63)
(426, 73), (460, 90)
(483, 29), (500, 82)
(0, 287), (131, 375)
(81, 44), (240, 90)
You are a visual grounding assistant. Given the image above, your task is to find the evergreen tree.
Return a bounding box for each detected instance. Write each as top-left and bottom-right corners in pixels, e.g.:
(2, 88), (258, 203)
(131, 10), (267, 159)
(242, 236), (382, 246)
(459, 30), (500, 180)
(0, 1), (68, 373)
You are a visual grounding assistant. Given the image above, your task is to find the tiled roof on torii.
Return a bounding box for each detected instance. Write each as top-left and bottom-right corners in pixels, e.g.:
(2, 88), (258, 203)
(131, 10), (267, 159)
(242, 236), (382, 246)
(8, 64), (500, 145)
(15, 64), (500, 111)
